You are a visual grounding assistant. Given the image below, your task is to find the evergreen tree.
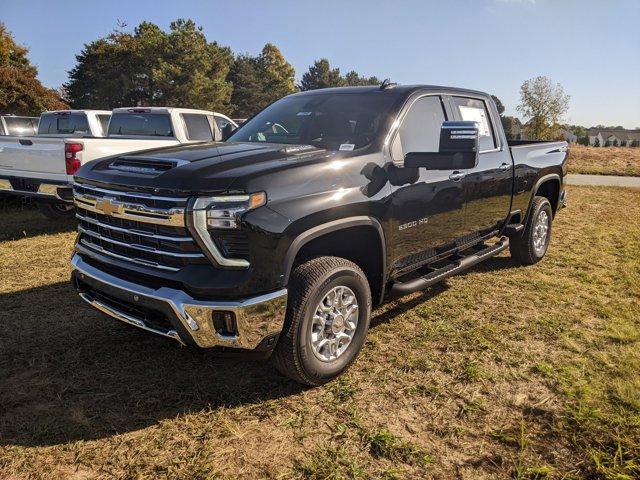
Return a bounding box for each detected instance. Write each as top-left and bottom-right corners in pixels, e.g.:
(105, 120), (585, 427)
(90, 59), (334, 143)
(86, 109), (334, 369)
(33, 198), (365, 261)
(299, 59), (345, 91)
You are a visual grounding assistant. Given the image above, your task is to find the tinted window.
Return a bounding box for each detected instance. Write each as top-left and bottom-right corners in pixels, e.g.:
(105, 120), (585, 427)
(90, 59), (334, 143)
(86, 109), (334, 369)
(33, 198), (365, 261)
(229, 93), (398, 151)
(4, 117), (38, 136)
(108, 113), (173, 137)
(182, 114), (213, 141)
(0, 120), (5, 135)
(451, 97), (496, 150)
(38, 113), (90, 135)
(214, 115), (231, 131)
(391, 96), (446, 161)
(97, 114), (111, 136)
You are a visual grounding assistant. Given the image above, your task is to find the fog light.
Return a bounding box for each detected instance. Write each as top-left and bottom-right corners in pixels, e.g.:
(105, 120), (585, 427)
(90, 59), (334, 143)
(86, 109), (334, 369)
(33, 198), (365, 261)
(212, 311), (237, 336)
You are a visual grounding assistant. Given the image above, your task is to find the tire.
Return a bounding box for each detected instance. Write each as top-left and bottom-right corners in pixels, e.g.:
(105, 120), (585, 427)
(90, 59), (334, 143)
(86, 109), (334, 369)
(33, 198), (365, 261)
(509, 196), (553, 265)
(272, 256), (372, 386)
(37, 201), (75, 220)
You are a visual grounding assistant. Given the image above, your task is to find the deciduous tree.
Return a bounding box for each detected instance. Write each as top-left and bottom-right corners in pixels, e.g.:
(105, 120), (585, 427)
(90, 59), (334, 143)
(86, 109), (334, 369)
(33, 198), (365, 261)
(516, 76), (570, 140)
(0, 23), (67, 115)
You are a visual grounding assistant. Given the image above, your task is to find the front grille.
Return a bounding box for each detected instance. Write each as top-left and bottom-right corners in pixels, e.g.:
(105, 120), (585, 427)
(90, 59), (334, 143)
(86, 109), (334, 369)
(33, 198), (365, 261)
(74, 182), (206, 272)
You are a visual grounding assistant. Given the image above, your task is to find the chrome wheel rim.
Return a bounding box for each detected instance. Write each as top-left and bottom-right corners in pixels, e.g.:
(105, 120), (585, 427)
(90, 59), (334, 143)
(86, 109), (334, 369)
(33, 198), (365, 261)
(532, 210), (550, 255)
(310, 286), (359, 362)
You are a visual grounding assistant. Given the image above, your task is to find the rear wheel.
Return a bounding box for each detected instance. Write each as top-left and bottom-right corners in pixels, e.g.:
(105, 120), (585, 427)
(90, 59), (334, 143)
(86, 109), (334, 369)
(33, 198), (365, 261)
(37, 201), (75, 220)
(509, 196), (552, 265)
(272, 256), (371, 386)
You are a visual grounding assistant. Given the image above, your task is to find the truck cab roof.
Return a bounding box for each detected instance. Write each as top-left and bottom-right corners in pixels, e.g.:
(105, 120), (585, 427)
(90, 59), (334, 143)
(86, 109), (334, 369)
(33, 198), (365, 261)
(111, 107), (215, 115)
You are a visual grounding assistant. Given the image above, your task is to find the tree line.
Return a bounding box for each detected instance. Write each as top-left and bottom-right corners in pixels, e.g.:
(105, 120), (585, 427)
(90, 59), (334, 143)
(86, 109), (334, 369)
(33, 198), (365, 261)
(2, 18), (595, 142)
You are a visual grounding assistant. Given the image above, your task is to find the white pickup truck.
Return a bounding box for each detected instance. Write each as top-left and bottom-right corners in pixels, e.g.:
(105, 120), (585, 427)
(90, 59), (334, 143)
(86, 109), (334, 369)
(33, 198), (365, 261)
(0, 107), (237, 218)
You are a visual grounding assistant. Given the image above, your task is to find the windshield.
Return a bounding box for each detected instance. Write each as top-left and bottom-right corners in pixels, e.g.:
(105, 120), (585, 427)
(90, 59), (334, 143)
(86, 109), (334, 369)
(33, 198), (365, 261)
(4, 117), (38, 136)
(228, 93), (398, 150)
(108, 113), (173, 137)
(38, 113), (89, 135)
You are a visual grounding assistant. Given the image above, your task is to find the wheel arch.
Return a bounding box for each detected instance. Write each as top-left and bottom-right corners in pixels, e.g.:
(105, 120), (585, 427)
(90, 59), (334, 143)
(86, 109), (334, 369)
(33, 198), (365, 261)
(283, 216), (387, 304)
(526, 173), (561, 221)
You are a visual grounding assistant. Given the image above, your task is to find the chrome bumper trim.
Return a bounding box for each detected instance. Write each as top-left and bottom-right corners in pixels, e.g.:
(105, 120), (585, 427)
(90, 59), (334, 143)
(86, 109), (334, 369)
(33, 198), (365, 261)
(78, 292), (185, 345)
(72, 254), (288, 349)
(0, 178), (69, 200)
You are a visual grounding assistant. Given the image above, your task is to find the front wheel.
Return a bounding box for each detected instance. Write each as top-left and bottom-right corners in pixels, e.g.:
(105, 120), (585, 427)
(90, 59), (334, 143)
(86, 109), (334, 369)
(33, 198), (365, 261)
(509, 196), (553, 265)
(37, 201), (75, 220)
(272, 256), (372, 386)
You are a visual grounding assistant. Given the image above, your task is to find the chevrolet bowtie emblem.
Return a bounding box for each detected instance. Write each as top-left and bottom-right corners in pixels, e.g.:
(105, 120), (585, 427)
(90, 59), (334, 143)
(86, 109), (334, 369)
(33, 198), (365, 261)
(95, 197), (123, 216)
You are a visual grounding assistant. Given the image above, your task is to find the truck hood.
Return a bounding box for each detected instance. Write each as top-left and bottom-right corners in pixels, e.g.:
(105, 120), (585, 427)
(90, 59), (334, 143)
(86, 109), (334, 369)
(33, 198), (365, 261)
(76, 141), (332, 194)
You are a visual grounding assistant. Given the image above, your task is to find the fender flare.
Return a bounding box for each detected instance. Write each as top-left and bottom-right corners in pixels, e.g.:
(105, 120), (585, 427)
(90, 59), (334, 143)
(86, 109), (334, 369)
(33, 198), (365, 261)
(525, 173), (561, 221)
(282, 216), (387, 291)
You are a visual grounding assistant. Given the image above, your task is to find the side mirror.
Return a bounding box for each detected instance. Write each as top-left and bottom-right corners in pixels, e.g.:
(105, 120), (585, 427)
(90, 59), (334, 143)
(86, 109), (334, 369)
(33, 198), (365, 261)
(404, 121), (479, 170)
(221, 123), (237, 141)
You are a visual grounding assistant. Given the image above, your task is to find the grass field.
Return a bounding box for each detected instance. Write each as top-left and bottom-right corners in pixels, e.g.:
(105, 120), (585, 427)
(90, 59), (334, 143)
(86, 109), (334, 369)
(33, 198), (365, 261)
(568, 145), (640, 176)
(0, 186), (639, 479)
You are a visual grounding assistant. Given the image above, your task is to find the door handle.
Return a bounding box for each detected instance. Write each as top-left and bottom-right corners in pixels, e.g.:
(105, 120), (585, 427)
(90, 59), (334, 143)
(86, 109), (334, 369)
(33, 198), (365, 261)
(499, 163), (511, 171)
(449, 171), (466, 182)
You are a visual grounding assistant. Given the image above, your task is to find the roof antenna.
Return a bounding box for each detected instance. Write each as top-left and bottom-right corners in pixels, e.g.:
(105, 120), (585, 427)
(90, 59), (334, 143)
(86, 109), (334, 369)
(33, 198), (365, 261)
(380, 78), (397, 90)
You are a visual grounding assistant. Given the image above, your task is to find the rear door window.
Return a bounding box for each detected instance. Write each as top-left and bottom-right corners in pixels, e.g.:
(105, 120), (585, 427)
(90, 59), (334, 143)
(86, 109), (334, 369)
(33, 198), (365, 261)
(108, 113), (173, 137)
(451, 97), (497, 151)
(97, 114), (111, 136)
(38, 113), (90, 135)
(391, 95), (446, 162)
(4, 117), (38, 135)
(181, 114), (214, 141)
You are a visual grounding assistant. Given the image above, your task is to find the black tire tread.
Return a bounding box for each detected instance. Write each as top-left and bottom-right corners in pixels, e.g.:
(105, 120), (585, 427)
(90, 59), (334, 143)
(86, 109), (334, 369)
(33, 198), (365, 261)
(272, 256), (369, 386)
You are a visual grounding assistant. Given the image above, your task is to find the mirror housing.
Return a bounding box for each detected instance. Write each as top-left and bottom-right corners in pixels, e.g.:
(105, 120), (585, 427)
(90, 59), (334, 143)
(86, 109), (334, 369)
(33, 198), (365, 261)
(221, 123), (237, 141)
(404, 121), (479, 170)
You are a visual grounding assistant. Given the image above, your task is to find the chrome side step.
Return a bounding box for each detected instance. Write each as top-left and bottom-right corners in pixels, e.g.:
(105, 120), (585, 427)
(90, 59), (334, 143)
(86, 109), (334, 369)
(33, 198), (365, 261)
(390, 237), (510, 296)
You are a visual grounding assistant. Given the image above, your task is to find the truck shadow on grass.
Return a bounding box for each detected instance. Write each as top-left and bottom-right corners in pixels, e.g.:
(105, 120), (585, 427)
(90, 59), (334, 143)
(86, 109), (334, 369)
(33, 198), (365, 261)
(0, 198), (77, 241)
(0, 256), (517, 448)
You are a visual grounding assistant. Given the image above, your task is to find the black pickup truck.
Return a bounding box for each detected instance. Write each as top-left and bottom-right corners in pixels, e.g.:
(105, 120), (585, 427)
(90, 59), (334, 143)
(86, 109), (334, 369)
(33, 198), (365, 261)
(70, 84), (568, 385)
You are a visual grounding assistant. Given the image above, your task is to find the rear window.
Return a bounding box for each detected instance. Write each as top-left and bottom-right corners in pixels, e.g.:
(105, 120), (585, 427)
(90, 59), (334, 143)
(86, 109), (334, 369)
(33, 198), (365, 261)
(38, 113), (90, 135)
(97, 114), (111, 136)
(108, 113), (173, 137)
(181, 113), (213, 141)
(4, 117), (38, 136)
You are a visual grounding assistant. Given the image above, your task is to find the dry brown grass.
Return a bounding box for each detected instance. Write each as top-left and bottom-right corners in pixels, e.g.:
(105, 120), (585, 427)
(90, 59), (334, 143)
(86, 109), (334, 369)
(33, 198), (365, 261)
(0, 186), (639, 479)
(568, 145), (640, 176)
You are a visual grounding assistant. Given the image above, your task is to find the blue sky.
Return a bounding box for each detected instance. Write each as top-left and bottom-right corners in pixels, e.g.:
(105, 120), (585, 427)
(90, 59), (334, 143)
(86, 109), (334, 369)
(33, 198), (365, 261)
(3, 0), (639, 128)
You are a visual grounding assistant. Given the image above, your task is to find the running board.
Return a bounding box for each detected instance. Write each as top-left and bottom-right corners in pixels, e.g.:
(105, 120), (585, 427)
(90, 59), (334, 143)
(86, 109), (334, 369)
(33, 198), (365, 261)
(390, 237), (510, 296)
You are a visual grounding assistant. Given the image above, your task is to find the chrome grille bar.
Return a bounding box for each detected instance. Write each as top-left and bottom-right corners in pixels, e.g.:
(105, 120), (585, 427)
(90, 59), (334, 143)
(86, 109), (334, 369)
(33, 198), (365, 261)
(74, 183), (190, 202)
(75, 212), (192, 242)
(78, 226), (204, 259)
(74, 191), (186, 227)
(79, 239), (181, 272)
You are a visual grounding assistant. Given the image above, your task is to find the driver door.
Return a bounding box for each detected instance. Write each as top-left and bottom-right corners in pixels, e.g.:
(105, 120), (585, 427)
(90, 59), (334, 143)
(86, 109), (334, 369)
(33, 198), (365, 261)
(388, 94), (468, 275)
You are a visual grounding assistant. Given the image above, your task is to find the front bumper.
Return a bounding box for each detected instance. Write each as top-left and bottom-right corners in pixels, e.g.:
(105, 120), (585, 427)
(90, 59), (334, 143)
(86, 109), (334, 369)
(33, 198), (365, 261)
(71, 254), (288, 350)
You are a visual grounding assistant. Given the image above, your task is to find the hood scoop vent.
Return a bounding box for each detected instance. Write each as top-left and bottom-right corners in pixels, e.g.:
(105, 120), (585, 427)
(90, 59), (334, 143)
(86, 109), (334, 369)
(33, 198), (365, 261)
(108, 156), (188, 175)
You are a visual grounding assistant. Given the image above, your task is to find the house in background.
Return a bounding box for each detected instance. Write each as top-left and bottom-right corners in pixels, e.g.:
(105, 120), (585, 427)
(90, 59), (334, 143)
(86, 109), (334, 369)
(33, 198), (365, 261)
(587, 128), (640, 146)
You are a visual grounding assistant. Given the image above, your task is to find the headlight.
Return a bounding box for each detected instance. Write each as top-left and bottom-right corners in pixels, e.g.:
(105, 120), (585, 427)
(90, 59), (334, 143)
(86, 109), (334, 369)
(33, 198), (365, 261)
(192, 192), (266, 230)
(189, 192), (266, 268)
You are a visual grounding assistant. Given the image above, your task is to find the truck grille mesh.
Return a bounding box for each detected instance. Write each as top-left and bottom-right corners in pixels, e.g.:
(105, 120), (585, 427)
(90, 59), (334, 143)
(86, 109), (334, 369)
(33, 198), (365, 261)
(73, 183), (207, 272)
